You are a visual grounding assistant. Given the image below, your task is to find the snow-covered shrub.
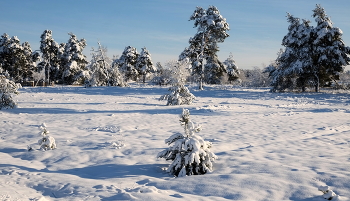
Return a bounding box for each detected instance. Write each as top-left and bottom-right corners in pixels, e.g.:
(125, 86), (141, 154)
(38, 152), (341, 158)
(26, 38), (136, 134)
(157, 109), (217, 177)
(0, 75), (19, 109)
(159, 60), (195, 105)
(318, 186), (340, 200)
(159, 85), (195, 106)
(38, 123), (56, 151)
(110, 133), (125, 149)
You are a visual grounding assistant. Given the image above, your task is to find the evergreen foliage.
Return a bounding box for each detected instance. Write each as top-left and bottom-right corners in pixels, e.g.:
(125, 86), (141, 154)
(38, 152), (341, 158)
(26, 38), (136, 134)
(223, 53), (240, 83)
(38, 123), (56, 151)
(0, 34), (38, 82)
(179, 6), (231, 89)
(0, 75), (19, 109)
(267, 5), (350, 92)
(61, 33), (88, 84)
(157, 109), (217, 177)
(86, 42), (126, 87)
(38, 30), (61, 84)
(135, 47), (155, 83)
(159, 60), (195, 105)
(113, 46), (139, 82)
(86, 42), (111, 86)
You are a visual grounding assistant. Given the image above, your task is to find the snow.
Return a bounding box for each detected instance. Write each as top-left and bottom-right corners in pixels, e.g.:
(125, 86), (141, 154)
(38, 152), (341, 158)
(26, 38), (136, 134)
(1, 84), (350, 200)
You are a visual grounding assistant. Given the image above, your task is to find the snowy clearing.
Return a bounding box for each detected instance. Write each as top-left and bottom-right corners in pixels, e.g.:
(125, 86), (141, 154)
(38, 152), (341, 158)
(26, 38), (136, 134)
(0, 84), (349, 200)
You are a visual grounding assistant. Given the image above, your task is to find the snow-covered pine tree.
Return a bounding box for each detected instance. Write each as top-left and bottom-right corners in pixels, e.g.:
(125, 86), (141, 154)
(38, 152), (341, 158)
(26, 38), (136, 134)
(61, 33), (88, 85)
(223, 53), (240, 83)
(0, 34), (38, 82)
(0, 34), (12, 77)
(179, 6), (230, 89)
(86, 42), (111, 86)
(159, 60), (195, 105)
(113, 46), (139, 82)
(269, 14), (313, 92)
(0, 75), (19, 109)
(311, 4), (350, 92)
(19, 41), (39, 82)
(38, 123), (56, 151)
(109, 65), (127, 87)
(157, 109), (217, 177)
(204, 55), (226, 84)
(269, 5), (350, 92)
(135, 47), (155, 83)
(39, 30), (61, 84)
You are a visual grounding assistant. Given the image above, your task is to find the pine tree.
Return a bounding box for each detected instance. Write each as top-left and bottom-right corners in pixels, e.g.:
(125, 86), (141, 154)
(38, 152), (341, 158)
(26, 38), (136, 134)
(108, 65), (127, 87)
(39, 30), (61, 84)
(61, 33), (88, 84)
(159, 60), (195, 106)
(268, 5), (350, 92)
(157, 109), (217, 177)
(0, 75), (19, 109)
(311, 4), (350, 92)
(180, 6), (230, 89)
(38, 123), (56, 151)
(204, 55), (226, 84)
(0, 34), (37, 82)
(113, 46), (138, 82)
(135, 47), (155, 83)
(0, 34), (12, 77)
(269, 14), (313, 92)
(86, 42), (111, 86)
(223, 53), (240, 83)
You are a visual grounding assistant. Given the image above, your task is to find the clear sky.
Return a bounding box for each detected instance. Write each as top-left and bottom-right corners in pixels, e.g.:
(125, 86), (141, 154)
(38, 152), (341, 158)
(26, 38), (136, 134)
(1, 0), (350, 70)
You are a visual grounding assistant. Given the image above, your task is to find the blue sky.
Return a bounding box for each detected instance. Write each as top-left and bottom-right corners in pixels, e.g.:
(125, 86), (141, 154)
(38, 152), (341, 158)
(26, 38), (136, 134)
(1, 0), (350, 69)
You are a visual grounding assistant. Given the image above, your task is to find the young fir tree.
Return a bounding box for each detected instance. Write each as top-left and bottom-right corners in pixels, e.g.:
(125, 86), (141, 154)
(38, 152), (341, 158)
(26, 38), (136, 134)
(159, 60), (195, 106)
(179, 6), (230, 89)
(135, 47), (155, 83)
(38, 123), (56, 151)
(157, 109), (217, 177)
(223, 53), (240, 83)
(0, 75), (19, 109)
(113, 46), (139, 82)
(61, 33), (88, 84)
(86, 42), (111, 86)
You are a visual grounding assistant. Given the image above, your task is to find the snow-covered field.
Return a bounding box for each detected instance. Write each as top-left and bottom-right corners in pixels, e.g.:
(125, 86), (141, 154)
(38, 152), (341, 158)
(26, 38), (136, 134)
(1, 84), (349, 200)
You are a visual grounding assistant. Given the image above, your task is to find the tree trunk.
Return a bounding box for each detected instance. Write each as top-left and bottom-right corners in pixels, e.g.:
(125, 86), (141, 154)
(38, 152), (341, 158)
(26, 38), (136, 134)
(314, 73), (320, 92)
(198, 75), (204, 90)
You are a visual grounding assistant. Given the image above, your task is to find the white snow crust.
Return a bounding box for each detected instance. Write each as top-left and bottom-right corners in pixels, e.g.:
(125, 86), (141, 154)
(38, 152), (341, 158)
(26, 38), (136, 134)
(0, 84), (349, 200)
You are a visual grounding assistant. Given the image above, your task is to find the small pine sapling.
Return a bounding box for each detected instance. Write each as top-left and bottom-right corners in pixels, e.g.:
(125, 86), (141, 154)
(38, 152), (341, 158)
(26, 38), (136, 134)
(157, 109), (217, 177)
(318, 186), (340, 200)
(159, 60), (195, 105)
(38, 123), (56, 150)
(159, 85), (195, 105)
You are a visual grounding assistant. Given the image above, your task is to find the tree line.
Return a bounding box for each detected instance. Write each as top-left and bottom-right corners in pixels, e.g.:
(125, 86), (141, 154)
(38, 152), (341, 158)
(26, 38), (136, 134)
(0, 4), (349, 92)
